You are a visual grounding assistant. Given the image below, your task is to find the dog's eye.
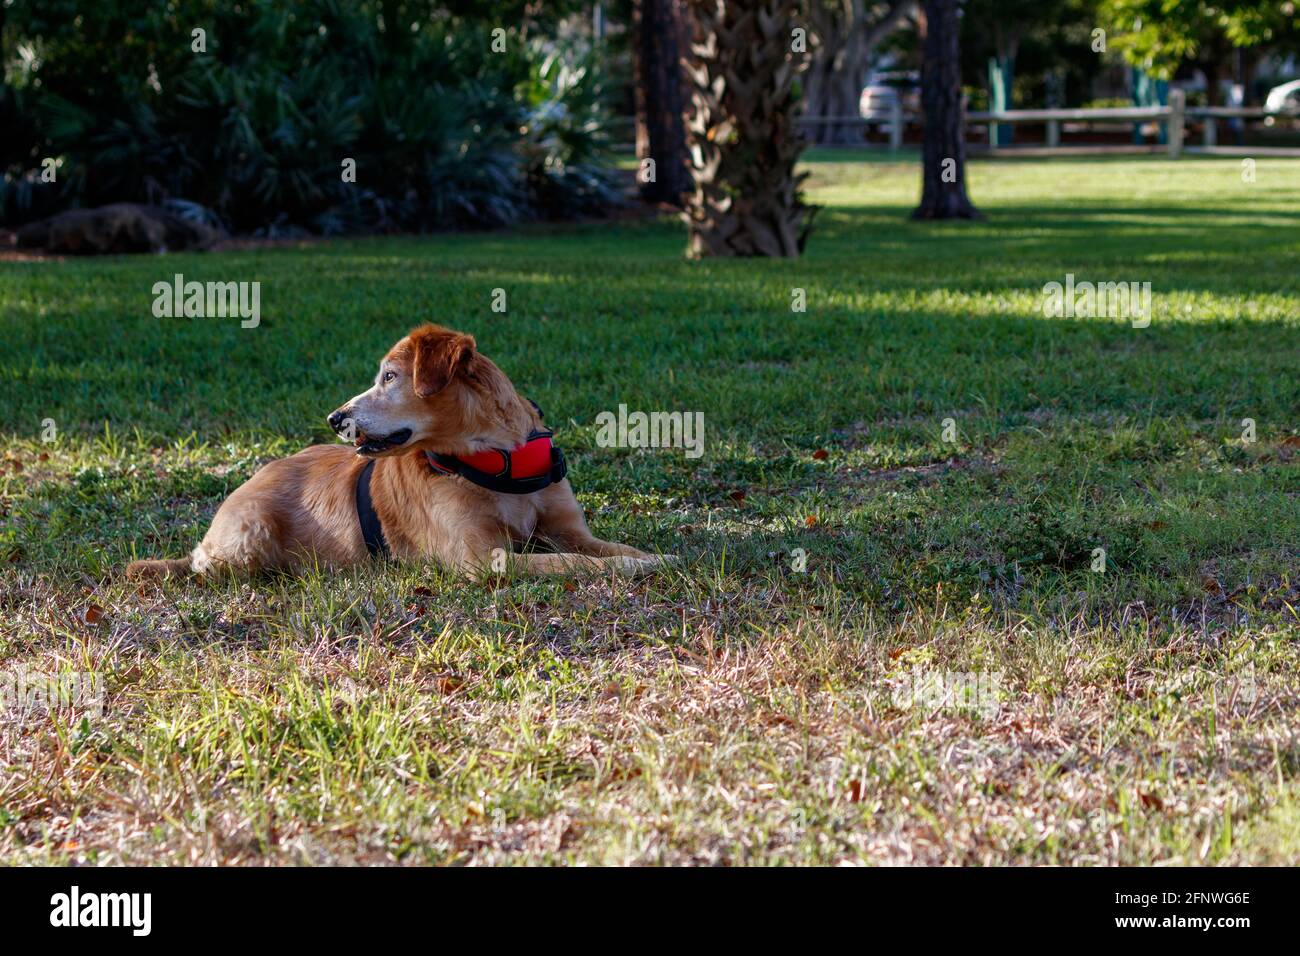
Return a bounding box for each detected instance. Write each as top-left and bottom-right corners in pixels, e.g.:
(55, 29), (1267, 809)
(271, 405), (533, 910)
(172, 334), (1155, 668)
(382, 371), (396, 384)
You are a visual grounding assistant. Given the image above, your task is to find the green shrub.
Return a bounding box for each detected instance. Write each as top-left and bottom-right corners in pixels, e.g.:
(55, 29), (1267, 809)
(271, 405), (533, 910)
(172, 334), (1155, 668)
(0, 0), (621, 233)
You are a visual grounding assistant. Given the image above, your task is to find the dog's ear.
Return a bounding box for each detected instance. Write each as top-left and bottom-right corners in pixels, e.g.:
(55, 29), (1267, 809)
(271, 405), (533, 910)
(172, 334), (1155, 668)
(412, 328), (476, 398)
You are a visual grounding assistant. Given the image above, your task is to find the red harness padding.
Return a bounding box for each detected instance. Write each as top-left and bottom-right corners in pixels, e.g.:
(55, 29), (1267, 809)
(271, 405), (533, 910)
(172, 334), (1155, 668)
(424, 429), (567, 495)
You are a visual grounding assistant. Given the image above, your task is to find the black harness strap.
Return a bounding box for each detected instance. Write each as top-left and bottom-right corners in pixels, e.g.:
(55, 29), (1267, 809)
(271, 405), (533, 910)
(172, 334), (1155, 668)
(354, 459), (389, 558)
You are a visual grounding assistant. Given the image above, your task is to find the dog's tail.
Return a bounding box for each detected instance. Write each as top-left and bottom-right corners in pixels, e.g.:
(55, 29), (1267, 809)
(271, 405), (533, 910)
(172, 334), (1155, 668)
(125, 556), (193, 580)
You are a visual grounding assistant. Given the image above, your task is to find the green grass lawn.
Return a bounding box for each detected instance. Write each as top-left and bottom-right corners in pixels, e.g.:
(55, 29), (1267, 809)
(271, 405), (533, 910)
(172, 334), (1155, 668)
(1, 153), (1297, 865)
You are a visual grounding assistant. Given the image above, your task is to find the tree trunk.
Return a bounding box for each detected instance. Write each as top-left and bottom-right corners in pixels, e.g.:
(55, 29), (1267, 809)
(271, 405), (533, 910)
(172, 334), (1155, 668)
(1201, 60), (1220, 107)
(634, 0), (691, 205)
(681, 0), (817, 258)
(802, 24), (856, 145)
(804, 1), (915, 145)
(804, 54), (871, 146)
(912, 0), (979, 220)
(1238, 48), (1256, 106)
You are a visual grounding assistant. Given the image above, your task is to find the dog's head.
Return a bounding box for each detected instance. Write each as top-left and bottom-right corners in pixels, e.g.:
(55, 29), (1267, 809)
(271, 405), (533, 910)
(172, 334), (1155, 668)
(328, 324), (533, 458)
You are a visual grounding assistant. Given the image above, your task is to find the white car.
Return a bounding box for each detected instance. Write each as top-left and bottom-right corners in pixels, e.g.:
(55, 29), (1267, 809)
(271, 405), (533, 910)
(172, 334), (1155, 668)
(860, 75), (920, 118)
(1264, 79), (1300, 124)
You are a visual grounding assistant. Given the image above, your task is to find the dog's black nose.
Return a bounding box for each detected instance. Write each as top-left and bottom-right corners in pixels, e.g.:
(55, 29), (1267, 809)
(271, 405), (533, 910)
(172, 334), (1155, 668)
(328, 409), (348, 432)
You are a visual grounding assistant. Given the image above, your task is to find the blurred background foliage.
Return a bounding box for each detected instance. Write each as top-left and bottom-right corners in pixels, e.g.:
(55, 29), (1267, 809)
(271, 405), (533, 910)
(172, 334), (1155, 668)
(0, 0), (621, 234)
(3, 1), (1298, 236)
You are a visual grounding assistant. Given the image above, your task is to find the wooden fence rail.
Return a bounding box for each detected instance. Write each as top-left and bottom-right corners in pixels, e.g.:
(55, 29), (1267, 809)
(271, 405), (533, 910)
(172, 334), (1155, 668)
(797, 92), (1300, 157)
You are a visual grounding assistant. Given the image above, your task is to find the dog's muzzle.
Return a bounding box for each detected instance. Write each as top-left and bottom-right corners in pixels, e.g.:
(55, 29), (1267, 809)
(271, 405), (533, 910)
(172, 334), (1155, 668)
(329, 409), (411, 455)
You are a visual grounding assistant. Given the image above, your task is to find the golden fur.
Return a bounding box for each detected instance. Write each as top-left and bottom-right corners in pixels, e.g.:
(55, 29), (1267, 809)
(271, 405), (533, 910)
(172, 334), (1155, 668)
(126, 324), (667, 580)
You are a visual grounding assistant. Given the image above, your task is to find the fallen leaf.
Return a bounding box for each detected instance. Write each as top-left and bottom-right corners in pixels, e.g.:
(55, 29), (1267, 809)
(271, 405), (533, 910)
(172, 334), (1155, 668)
(83, 605), (104, 624)
(804, 515), (817, 527)
(434, 674), (464, 695)
(812, 448), (829, 461)
(1138, 791), (1164, 812)
(672, 645), (708, 665)
(728, 490), (746, 504)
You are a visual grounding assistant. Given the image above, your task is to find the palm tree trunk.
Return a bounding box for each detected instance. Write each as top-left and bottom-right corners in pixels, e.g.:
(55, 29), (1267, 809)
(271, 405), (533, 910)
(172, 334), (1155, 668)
(912, 0), (979, 220)
(681, 0), (817, 257)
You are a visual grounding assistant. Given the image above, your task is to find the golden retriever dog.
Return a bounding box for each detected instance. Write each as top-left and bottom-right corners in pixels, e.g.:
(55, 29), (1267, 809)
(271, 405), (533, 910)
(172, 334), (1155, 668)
(126, 324), (668, 580)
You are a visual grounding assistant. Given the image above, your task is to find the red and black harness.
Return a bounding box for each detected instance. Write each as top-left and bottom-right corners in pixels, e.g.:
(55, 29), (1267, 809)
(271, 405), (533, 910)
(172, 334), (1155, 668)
(354, 401), (567, 558)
